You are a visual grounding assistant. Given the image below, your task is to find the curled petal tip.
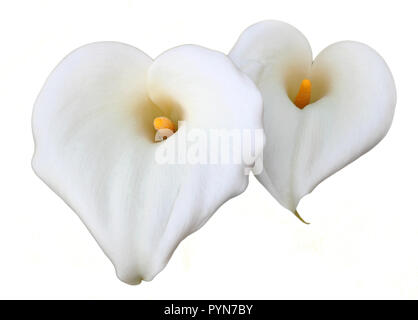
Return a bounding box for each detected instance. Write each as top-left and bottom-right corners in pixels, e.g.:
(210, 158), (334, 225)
(293, 210), (310, 225)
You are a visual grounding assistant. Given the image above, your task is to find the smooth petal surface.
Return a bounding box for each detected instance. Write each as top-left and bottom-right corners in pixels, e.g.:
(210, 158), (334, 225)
(230, 21), (396, 212)
(32, 43), (263, 284)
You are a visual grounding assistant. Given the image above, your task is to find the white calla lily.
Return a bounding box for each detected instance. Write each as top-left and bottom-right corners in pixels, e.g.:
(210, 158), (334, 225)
(230, 21), (396, 217)
(32, 42), (263, 284)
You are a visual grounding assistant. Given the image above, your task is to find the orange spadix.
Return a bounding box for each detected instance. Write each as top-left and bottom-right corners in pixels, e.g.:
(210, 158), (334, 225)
(294, 79), (311, 109)
(153, 116), (175, 132)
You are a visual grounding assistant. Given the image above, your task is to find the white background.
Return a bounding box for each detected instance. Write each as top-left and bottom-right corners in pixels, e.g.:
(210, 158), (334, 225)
(0, 0), (417, 299)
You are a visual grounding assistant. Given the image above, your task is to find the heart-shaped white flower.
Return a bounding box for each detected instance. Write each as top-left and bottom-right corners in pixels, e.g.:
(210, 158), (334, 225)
(230, 21), (396, 217)
(32, 43), (263, 284)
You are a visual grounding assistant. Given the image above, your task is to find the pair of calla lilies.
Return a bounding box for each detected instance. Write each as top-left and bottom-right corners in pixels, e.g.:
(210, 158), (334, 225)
(32, 20), (396, 284)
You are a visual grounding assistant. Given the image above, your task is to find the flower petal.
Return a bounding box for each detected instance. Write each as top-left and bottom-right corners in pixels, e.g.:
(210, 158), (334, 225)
(33, 43), (263, 283)
(230, 21), (396, 212)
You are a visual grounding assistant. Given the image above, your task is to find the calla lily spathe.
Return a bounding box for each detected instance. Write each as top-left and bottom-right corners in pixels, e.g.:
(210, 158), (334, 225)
(230, 21), (396, 215)
(32, 43), (263, 284)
